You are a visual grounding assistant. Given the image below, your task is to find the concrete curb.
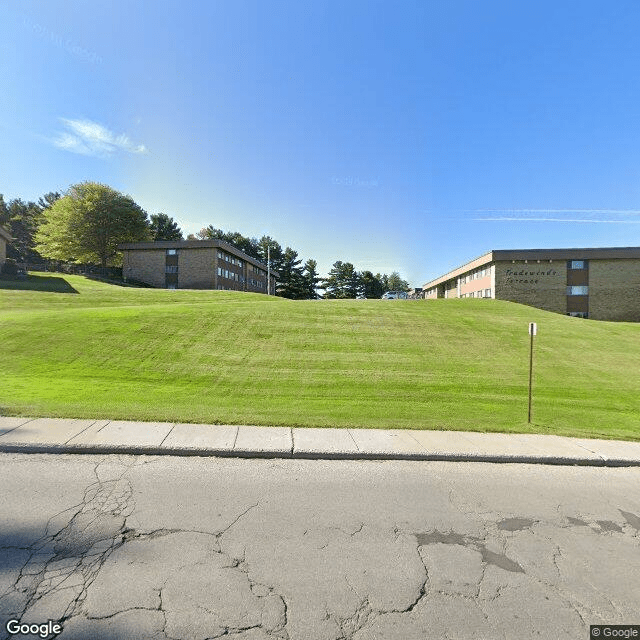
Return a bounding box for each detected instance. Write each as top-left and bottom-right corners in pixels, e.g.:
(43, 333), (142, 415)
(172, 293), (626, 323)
(0, 442), (639, 466)
(1, 417), (640, 467)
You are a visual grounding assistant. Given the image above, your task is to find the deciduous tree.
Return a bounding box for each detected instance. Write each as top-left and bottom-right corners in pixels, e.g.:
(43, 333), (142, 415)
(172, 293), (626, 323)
(35, 181), (151, 267)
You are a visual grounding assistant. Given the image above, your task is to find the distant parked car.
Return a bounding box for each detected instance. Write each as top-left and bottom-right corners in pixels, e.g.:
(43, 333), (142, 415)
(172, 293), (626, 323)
(381, 291), (408, 299)
(356, 295), (366, 300)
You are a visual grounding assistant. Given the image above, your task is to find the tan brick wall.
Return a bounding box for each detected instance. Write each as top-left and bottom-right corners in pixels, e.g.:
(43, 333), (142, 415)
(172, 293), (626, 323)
(123, 250), (166, 288)
(589, 259), (640, 321)
(179, 248), (215, 289)
(444, 280), (458, 299)
(494, 261), (566, 313)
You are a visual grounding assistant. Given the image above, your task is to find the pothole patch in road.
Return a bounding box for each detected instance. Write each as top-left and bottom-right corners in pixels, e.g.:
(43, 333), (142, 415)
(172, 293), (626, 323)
(415, 531), (466, 547)
(566, 517), (589, 527)
(596, 520), (624, 533)
(478, 547), (525, 573)
(497, 518), (535, 532)
(619, 510), (640, 533)
(565, 510), (640, 534)
(414, 530), (525, 574)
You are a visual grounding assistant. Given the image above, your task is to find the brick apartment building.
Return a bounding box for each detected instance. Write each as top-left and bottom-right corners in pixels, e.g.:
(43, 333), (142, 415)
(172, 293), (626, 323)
(0, 225), (11, 268)
(421, 247), (640, 321)
(119, 240), (277, 293)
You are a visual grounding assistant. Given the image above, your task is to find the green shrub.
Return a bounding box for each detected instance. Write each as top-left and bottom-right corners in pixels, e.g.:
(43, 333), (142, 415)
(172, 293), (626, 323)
(1, 258), (18, 276)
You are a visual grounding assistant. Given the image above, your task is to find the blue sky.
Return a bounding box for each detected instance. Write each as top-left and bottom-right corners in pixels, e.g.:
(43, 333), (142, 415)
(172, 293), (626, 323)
(2, 0), (640, 286)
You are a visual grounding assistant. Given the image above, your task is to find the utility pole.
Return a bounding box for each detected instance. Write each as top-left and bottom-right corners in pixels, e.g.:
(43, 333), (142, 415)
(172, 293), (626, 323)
(267, 245), (271, 296)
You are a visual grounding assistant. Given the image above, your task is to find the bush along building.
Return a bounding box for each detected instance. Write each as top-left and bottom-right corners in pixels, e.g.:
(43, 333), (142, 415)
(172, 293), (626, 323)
(421, 247), (640, 321)
(119, 240), (277, 293)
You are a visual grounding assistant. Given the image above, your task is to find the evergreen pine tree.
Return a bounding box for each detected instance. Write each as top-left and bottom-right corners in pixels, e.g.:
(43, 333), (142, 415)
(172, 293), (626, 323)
(277, 247), (306, 299)
(302, 259), (321, 299)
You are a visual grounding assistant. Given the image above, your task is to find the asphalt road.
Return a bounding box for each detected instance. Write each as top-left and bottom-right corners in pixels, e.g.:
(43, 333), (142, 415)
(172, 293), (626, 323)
(1, 453), (639, 640)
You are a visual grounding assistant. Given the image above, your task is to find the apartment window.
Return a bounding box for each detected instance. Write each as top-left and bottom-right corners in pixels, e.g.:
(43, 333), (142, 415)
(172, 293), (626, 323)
(217, 267), (222, 276)
(568, 260), (587, 270)
(166, 249), (177, 256)
(165, 266), (178, 273)
(485, 288), (491, 298)
(567, 286), (589, 295)
(217, 251), (223, 259)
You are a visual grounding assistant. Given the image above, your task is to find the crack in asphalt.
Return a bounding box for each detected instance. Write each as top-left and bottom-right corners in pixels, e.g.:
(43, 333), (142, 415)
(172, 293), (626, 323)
(3, 457), (639, 640)
(0, 471), (290, 639)
(0, 458), (138, 639)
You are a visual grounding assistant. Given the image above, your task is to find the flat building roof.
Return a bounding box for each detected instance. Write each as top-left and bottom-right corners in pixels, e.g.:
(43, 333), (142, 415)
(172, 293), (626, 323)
(422, 246), (640, 289)
(119, 239), (274, 272)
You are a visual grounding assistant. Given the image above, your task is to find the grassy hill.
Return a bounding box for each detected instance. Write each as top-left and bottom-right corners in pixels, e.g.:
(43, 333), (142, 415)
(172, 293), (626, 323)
(1, 273), (639, 440)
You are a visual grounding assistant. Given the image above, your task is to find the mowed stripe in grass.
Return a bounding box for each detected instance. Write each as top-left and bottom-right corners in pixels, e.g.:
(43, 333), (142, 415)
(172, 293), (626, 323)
(1, 274), (639, 439)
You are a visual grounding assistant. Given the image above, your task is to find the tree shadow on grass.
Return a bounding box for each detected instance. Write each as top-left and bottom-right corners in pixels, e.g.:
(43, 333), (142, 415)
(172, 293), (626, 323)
(0, 274), (78, 293)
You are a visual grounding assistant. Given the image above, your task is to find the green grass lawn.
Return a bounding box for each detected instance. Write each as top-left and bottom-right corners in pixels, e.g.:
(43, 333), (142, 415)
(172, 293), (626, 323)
(1, 273), (639, 440)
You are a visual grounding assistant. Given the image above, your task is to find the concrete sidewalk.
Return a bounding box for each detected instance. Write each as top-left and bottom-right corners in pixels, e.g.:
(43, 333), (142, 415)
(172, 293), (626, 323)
(1, 416), (640, 466)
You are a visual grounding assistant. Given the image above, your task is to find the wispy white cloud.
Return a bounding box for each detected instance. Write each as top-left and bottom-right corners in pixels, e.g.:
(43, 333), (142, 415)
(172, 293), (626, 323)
(468, 208), (640, 214)
(465, 208), (640, 224)
(472, 217), (640, 224)
(52, 118), (147, 157)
